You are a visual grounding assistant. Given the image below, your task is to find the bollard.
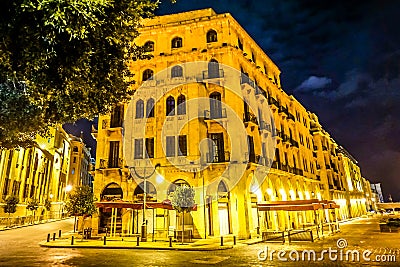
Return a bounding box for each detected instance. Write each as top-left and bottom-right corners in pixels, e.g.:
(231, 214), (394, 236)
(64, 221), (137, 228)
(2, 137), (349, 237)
(103, 236), (107, 245)
(169, 236), (172, 247)
(71, 236), (74, 245)
(220, 236), (223, 246)
(233, 236), (236, 245)
(53, 233), (56, 241)
(47, 233), (50, 242)
(136, 236), (140, 246)
(59, 230), (62, 238)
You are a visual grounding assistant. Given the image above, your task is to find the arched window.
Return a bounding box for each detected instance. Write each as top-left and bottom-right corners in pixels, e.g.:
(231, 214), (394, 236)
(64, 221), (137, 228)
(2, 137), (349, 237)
(167, 179), (190, 195)
(166, 96), (175, 116)
(146, 98), (155, 118)
(206, 29), (218, 43)
(209, 92), (222, 119)
(208, 59), (220, 79)
(144, 41), (154, 52)
(171, 37), (182, 48)
(135, 99), (144, 118)
(142, 69), (154, 81)
(177, 94), (186, 115)
(171, 65), (183, 78)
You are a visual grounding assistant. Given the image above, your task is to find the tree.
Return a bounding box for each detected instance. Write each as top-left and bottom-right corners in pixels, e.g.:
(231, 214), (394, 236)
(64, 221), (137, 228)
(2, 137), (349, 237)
(44, 198), (51, 221)
(3, 195), (19, 227)
(171, 185), (195, 244)
(26, 198), (39, 224)
(65, 185), (97, 232)
(0, 0), (163, 148)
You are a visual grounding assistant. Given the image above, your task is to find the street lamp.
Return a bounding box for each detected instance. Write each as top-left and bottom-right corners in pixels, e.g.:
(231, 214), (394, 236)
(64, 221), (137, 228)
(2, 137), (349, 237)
(129, 166), (155, 241)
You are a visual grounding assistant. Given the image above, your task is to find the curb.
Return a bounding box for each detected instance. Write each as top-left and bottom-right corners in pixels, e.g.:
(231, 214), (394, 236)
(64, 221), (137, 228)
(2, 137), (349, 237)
(39, 241), (233, 251)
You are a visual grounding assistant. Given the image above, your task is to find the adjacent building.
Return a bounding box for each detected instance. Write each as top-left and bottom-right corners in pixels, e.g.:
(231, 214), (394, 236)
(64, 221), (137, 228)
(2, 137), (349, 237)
(92, 9), (375, 239)
(0, 126), (92, 222)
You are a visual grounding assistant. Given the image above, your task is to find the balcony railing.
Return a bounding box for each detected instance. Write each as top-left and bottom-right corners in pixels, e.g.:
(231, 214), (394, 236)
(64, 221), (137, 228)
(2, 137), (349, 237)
(99, 158), (124, 169)
(259, 121), (272, 132)
(203, 69), (224, 79)
(204, 108), (227, 120)
(268, 96), (280, 108)
(240, 75), (255, 87)
(243, 112), (258, 125)
(206, 151), (230, 163)
(290, 139), (299, 148)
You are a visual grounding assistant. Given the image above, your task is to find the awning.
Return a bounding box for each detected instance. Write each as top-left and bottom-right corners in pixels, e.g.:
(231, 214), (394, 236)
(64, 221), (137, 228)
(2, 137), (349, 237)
(96, 200), (197, 211)
(257, 199), (339, 212)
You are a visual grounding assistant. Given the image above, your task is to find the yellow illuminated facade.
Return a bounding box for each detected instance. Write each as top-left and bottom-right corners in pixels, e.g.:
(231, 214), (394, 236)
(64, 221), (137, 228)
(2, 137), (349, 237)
(0, 126), (90, 222)
(93, 9), (374, 239)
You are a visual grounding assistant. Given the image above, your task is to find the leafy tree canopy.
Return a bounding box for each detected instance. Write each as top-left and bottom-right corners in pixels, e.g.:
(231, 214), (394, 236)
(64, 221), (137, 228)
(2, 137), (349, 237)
(65, 185), (97, 216)
(3, 195), (19, 214)
(171, 185), (195, 213)
(0, 0), (162, 148)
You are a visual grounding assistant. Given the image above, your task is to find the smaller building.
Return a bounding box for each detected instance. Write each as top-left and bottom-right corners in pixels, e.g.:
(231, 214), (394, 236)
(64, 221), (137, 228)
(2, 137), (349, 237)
(68, 134), (92, 187)
(371, 183), (384, 203)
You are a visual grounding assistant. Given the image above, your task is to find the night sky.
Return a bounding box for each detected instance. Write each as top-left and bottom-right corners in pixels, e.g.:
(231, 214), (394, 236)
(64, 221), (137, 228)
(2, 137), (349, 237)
(64, 0), (400, 201)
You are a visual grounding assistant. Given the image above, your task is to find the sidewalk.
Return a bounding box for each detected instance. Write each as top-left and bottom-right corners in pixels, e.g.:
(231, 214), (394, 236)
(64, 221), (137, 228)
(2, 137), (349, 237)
(0, 217), (69, 231)
(39, 232), (236, 251)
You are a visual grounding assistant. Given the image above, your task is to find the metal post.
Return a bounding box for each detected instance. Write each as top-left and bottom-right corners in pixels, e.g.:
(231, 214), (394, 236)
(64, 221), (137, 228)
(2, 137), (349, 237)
(52, 233), (56, 241)
(169, 236), (172, 247)
(47, 233), (50, 242)
(103, 236), (107, 245)
(136, 236), (139, 246)
(59, 230), (62, 238)
(220, 236), (223, 246)
(233, 236), (236, 245)
(71, 236), (74, 245)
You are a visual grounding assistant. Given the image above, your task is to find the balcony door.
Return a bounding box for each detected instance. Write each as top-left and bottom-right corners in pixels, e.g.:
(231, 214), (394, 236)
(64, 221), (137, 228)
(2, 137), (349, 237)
(210, 133), (224, 163)
(209, 92), (222, 119)
(108, 141), (120, 168)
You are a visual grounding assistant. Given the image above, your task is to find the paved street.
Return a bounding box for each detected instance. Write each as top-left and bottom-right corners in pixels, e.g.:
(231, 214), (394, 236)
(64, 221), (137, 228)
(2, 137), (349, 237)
(1, 216), (399, 266)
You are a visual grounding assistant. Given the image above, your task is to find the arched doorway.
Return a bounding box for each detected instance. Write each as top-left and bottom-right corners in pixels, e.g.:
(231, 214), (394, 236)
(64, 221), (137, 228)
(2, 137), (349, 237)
(217, 181), (231, 236)
(99, 183), (123, 234)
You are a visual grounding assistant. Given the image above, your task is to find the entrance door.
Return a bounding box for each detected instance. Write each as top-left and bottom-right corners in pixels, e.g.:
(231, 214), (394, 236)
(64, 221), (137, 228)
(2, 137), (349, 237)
(218, 203), (230, 236)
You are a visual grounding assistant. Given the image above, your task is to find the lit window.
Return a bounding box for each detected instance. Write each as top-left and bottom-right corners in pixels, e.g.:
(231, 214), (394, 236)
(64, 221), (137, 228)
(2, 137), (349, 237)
(144, 41), (154, 52)
(171, 37), (182, 48)
(135, 99), (144, 118)
(142, 69), (154, 81)
(206, 30), (218, 43)
(166, 96), (175, 116)
(177, 94), (186, 115)
(146, 98), (155, 118)
(171, 65), (183, 78)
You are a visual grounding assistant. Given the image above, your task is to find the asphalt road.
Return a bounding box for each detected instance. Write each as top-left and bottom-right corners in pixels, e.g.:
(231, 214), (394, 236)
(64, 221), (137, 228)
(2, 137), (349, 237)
(0, 217), (399, 266)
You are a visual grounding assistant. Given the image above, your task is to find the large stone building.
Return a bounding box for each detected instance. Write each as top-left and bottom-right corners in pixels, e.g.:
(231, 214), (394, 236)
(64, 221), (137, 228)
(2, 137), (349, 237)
(0, 126), (91, 223)
(92, 9), (374, 240)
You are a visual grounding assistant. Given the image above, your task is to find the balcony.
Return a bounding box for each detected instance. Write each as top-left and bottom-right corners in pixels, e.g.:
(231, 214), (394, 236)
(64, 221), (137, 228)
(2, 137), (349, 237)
(278, 106), (289, 118)
(287, 113), (295, 122)
(259, 121), (271, 132)
(204, 108), (227, 120)
(289, 139), (299, 148)
(243, 112), (258, 126)
(99, 158), (124, 169)
(255, 86), (268, 100)
(202, 69), (224, 80)
(206, 151), (230, 163)
(268, 97), (280, 112)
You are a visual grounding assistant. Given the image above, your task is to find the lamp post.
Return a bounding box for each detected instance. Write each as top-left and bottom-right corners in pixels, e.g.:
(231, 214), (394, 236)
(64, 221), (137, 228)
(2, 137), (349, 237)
(129, 166), (155, 242)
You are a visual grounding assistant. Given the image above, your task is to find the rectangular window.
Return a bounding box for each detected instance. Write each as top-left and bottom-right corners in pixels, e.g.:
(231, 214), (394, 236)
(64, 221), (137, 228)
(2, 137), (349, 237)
(178, 135), (187, 156)
(210, 133), (225, 162)
(166, 136), (175, 157)
(145, 138), (154, 158)
(73, 157), (77, 163)
(134, 139), (143, 159)
(108, 141), (120, 167)
(247, 135), (256, 163)
(110, 104), (124, 128)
